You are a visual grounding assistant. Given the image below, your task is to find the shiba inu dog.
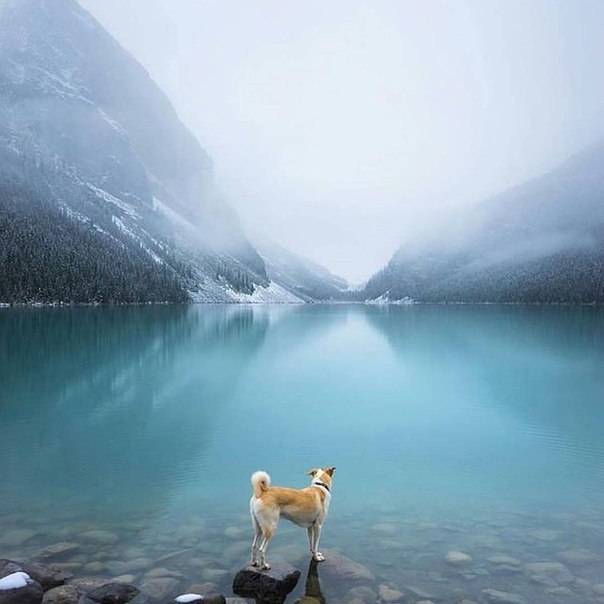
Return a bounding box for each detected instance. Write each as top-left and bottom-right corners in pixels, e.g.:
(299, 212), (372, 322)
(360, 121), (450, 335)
(249, 467), (336, 570)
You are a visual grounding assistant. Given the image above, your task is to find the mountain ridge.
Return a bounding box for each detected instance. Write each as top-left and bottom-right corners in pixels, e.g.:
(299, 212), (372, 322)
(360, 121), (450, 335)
(0, 0), (308, 304)
(363, 142), (604, 304)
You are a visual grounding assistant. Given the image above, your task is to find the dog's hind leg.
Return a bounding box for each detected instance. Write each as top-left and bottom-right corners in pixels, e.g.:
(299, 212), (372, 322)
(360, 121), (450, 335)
(258, 524), (276, 570)
(250, 514), (262, 566)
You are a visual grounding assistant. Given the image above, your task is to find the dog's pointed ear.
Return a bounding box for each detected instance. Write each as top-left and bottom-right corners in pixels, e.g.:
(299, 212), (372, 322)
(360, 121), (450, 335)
(307, 468), (319, 477)
(325, 467), (336, 476)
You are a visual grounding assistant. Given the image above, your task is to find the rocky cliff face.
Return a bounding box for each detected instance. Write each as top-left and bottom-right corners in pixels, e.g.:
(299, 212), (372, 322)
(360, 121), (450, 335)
(0, 0), (274, 303)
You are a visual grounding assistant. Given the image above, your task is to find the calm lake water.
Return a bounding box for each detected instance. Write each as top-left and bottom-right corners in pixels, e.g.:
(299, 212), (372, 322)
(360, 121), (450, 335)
(1, 305), (604, 604)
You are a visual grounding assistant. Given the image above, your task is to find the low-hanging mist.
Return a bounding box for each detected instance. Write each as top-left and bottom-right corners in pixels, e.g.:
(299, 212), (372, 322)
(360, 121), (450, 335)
(79, 0), (604, 282)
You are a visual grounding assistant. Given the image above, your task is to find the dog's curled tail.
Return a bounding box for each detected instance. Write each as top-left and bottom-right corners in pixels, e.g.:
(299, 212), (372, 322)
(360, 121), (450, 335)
(251, 470), (271, 498)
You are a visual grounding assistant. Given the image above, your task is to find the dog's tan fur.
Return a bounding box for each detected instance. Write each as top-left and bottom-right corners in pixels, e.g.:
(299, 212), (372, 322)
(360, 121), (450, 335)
(250, 467), (336, 570)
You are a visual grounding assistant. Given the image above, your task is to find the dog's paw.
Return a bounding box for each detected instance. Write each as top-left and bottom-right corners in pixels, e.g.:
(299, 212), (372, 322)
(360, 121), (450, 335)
(313, 552), (325, 562)
(262, 562), (271, 570)
(251, 561), (260, 568)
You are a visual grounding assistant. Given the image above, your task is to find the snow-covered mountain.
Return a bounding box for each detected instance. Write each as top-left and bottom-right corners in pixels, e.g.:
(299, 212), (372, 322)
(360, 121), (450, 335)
(0, 0), (317, 303)
(254, 237), (350, 302)
(364, 142), (604, 303)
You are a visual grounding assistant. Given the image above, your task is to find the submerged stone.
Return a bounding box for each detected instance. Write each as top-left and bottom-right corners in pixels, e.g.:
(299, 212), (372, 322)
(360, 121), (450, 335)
(316, 551), (375, 583)
(232, 562), (300, 604)
(346, 586), (377, 603)
(545, 586), (573, 596)
(139, 578), (180, 602)
(524, 561), (568, 574)
(37, 545), (80, 561)
(145, 569), (184, 580)
(78, 533), (119, 547)
(556, 549), (601, 565)
(481, 589), (527, 604)
(445, 551), (472, 566)
(377, 585), (403, 603)
(486, 555), (521, 567)
(403, 585), (437, 600)
(1, 531), (38, 547)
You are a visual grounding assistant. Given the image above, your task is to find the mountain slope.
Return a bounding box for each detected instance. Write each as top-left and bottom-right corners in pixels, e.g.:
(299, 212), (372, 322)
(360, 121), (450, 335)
(364, 143), (604, 303)
(0, 0), (276, 303)
(254, 237), (350, 302)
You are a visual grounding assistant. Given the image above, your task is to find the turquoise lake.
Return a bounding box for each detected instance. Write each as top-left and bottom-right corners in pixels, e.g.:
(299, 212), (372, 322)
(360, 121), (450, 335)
(1, 305), (604, 604)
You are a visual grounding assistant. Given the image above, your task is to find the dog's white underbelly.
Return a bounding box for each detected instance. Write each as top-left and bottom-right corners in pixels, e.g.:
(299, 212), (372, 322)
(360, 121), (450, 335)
(280, 509), (318, 528)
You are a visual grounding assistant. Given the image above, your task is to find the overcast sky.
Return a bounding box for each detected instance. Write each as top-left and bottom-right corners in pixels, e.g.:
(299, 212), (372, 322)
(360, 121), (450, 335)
(79, 0), (604, 283)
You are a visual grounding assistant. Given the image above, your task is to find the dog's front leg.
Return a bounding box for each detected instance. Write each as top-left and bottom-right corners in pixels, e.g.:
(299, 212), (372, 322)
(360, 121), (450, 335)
(307, 526), (314, 556)
(311, 523), (325, 562)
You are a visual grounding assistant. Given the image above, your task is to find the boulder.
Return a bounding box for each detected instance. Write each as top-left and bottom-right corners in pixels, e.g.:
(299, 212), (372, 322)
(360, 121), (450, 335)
(232, 563), (300, 604)
(0, 572), (44, 604)
(42, 586), (80, 604)
(189, 597), (224, 604)
(21, 564), (71, 592)
(86, 584), (139, 604)
(0, 563), (24, 580)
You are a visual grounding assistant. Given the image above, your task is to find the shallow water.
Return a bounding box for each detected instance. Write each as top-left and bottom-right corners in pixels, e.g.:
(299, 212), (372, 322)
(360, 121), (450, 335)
(1, 305), (604, 603)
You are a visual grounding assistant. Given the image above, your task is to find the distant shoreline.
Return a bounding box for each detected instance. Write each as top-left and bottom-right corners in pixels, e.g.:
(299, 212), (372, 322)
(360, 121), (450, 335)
(1, 300), (603, 309)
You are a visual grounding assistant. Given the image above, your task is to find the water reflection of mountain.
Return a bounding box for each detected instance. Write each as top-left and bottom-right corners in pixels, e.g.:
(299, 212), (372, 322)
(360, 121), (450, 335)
(0, 306), (269, 515)
(364, 305), (604, 483)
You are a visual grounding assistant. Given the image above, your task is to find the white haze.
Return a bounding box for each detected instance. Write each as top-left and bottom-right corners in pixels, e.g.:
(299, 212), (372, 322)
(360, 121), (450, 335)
(78, 0), (604, 283)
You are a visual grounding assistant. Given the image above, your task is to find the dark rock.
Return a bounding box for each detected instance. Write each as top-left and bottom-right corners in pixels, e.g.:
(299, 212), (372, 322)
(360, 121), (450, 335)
(232, 563), (300, 604)
(21, 564), (71, 592)
(0, 573), (44, 604)
(174, 597), (225, 604)
(87, 584), (139, 604)
(42, 586), (80, 604)
(201, 597), (226, 604)
(0, 562), (24, 580)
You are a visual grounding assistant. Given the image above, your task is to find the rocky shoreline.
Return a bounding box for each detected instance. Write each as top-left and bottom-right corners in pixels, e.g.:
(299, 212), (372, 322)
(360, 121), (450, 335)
(2, 506), (604, 604)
